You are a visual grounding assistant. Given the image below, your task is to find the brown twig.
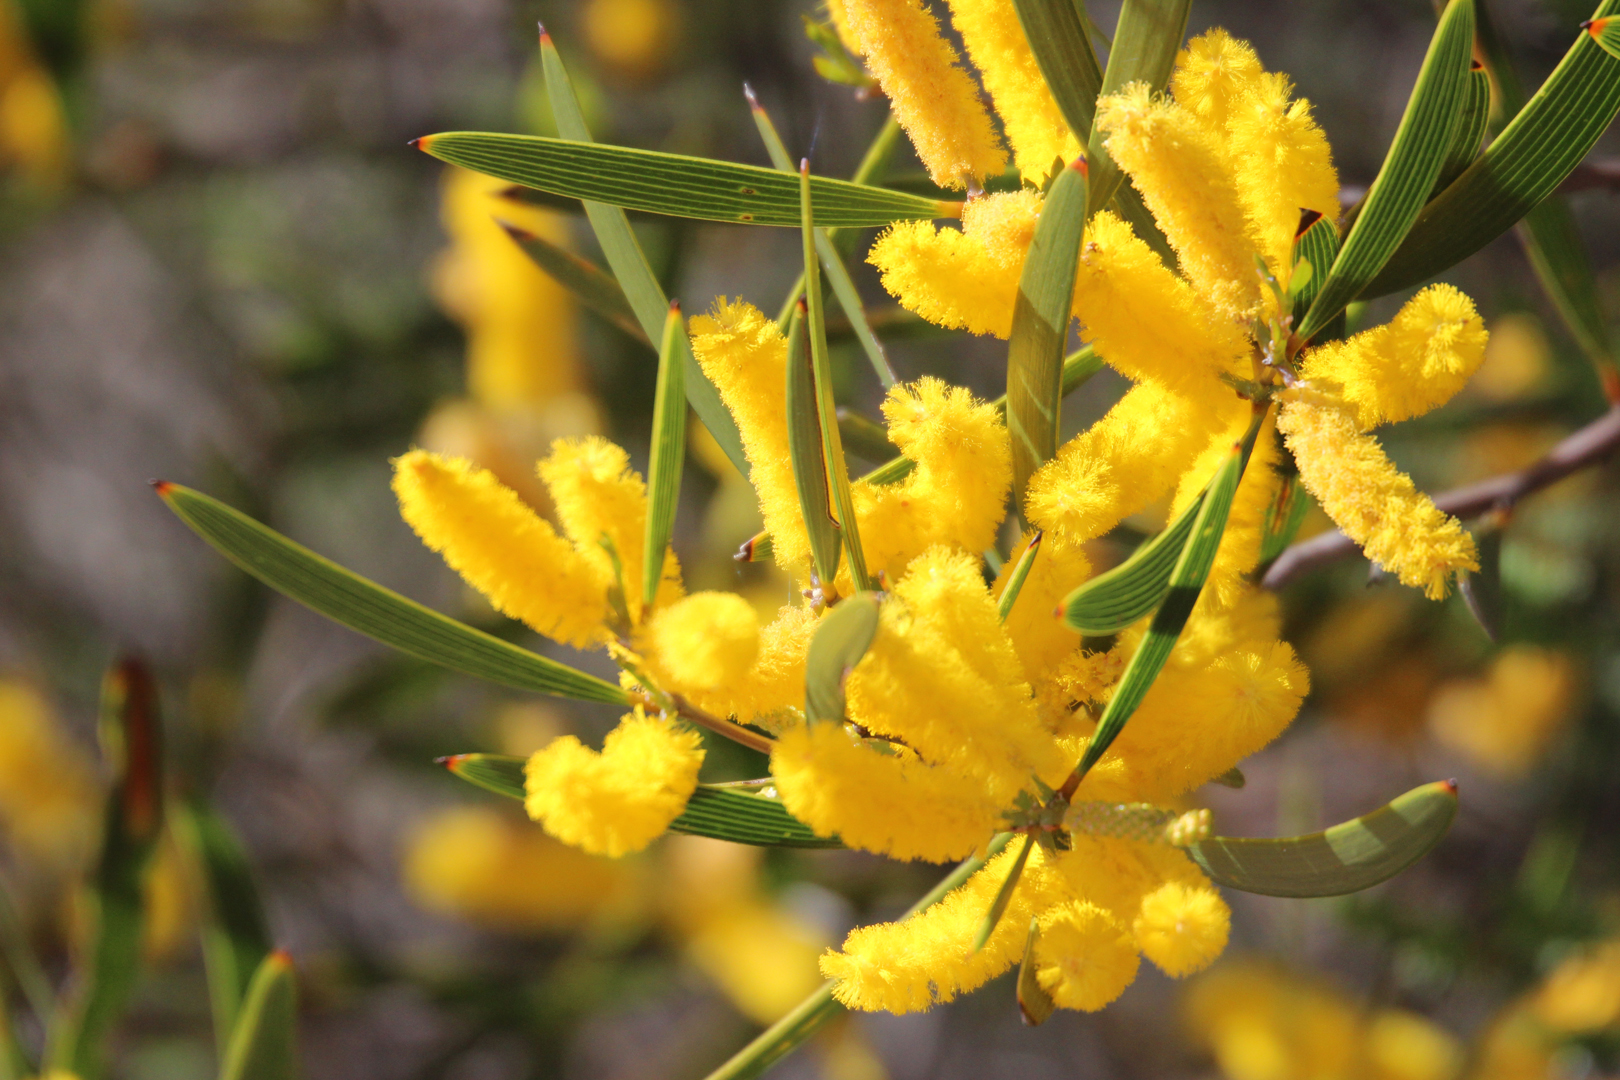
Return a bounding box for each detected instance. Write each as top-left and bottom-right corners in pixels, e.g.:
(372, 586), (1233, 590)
(1261, 405), (1620, 590)
(668, 693), (776, 755)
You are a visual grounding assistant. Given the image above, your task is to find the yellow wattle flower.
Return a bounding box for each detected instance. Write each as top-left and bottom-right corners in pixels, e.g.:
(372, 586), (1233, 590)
(1225, 70), (1340, 277)
(867, 189), (1040, 338)
(993, 531), (1093, 684)
(836, 0), (1006, 188)
(942, 0), (1079, 183)
(679, 605), (818, 728)
(392, 450), (612, 648)
(1033, 902), (1140, 1010)
(688, 300), (809, 570)
(539, 436), (682, 624)
(1131, 881), (1230, 977)
(1096, 82), (1263, 319)
(770, 723), (1006, 862)
(641, 591), (761, 695)
(1168, 27), (1263, 131)
(1300, 284), (1488, 429)
(1277, 399), (1478, 599)
(523, 708), (704, 857)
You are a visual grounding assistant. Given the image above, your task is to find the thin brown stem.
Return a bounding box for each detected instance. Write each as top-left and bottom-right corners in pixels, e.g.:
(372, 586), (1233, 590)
(1261, 405), (1620, 590)
(668, 693), (776, 756)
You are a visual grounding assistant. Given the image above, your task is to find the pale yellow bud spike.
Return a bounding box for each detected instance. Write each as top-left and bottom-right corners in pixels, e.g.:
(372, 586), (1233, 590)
(867, 190), (1040, 338)
(820, 845), (1077, 1012)
(823, 0), (862, 55)
(1072, 210), (1251, 400)
(523, 708), (705, 857)
(839, 0), (1007, 188)
(688, 300), (812, 571)
(1278, 399), (1479, 599)
(1024, 381), (1230, 546)
(770, 723), (1007, 863)
(942, 0), (1079, 183)
(392, 450), (612, 649)
(1096, 83), (1263, 319)
(538, 436), (681, 624)
(1300, 283), (1488, 430)
(1226, 71), (1341, 279)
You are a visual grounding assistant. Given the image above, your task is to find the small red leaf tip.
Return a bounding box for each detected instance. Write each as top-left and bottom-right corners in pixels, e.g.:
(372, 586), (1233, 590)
(1442, 778), (1459, 794)
(795, 296), (808, 314)
(439, 754), (467, 770)
(1070, 155), (1088, 178)
(799, 157), (810, 175)
(150, 479), (173, 495)
(268, 949), (294, 969)
(668, 298), (681, 313)
(538, 20), (551, 43)
(1471, 58), (1484, 69)
(1583, 16), (1607, 34)
(743, 82), (761, 109)
(408, 136), (424, 150)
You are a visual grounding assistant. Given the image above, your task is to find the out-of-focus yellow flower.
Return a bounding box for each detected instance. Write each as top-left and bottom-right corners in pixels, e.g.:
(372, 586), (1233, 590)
(141, 836), (193, 964)
(0, 0), (68, 189)
(663, 837), (827, 1025)
(1472, 314), (1551, 402)
(1185, 960), (1462, 1080)
(0, 679), (99, 876)
(581, 0), (679, 80)
(1530, 939), (1620, 1034)
(1428, 646), (1577, 776)
(403, 804), (640, 932)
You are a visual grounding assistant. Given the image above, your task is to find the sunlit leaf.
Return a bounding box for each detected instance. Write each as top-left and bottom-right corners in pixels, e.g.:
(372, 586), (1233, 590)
(158, 484), (628, 706)
(784, 306), (843, 587)
(1008, 159), (1088, 512)
(1016, 919), (1056, 1026)
(538, 31), (750, 479)
(1188, 781), (1459, 897)
(972, 833), (1034, 952)
(1432, 62), (1491, 194)
(1011, 0), (1103, 142)
(643, 303), (687, 608)
(1084, 0), (1192, 217)
(1289, 210), (1339, 325)
(1298, 0), (1475, 341)
(1062, 476), (1203, 635)
(997, 532), (1044, 624)
(804, 592), (881, 723)
(1366, 0), (1620, 297)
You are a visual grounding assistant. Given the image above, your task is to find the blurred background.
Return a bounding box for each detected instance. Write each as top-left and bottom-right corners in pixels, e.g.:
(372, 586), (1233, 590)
(1, 0), (1619, 1076)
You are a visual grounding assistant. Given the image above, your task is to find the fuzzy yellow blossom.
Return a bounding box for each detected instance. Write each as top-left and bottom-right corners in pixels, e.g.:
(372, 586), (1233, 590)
(1531, 939), (1620, 1033)
(403, 805), (637, 931)
(823, 0), (861, 55)
(994, 531), (1093, 683)
(1095, 82), (1263, 318)
(681, 606), (818, 728)
(1276, 400), (1477, 598)
(1025, 381), (1228, 546)
(1300, 284), (1488, 429)
(642, 592), (761, 695)
(1034, 902), (1140, 1010)
(771, 723), (1007, 862)
(540, 436), (682, 623)
(689, 300), (807, 566)
(836, 0), (1005, 187)
(853, 377), (1012, 581)
(1225, 72), (1340, 278)
(0, 680), (98, 873)
(1168, 28), (1263, 131)
(393, 450), (612, 647)
(1427, 646), (1576, 776)
(942, 0), (1078, 182)
(867, 190), (1040, 338)
(844, 548), (1067, 799)
(524, 708), (704, 857)
(581, 0), (678, 79)
(1132, 881), (1230, 976)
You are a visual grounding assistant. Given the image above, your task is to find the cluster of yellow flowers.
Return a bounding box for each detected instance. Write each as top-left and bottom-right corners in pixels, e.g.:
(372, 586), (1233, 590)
(394, 4), (1492, 1018)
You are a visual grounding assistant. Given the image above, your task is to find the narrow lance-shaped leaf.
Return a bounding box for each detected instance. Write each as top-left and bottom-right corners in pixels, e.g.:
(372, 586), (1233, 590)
(55, 659), (164, 1080)
(171, 803), (273, 1048)
(997, 531), (1043, 623)
(748, 88), (897, 388)
(218, 951), (298, 1080)
(802, 161), (874, 593)
(536, 29), (751, 479)
(0, 874), (52, 1032)
(804, 592), (881, 723)
(1016, 918), (1057, 1026)
(1061, 415), (1264, 797)
(415, 132), (952, 229)
(1062, 476), (1205, 635)
(971, 833), (1034, 952)
(1431, 61), (1491, 194)
(496, 220), (649, 346)
(157, 484), (628, 706)
(1084, 0), (1192, 218)
(836, 408), (899, 463)
(1010, 0), (1102, 143)
(1289, 209), (1339, 326)
(1365, 0), (1620, 297)
(1258, 467), (1312, 567)
(1008, 158), (1088, 513)
(700, 833), (1014, 1080)
(441, 756), (843, 848)
(1297, 0), (1475, 342)
(1590, 14), (1620, 58)
(1188, 780), (1459, 897)
(784, 304), (843, 587)
(643, 302), (687, 608)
